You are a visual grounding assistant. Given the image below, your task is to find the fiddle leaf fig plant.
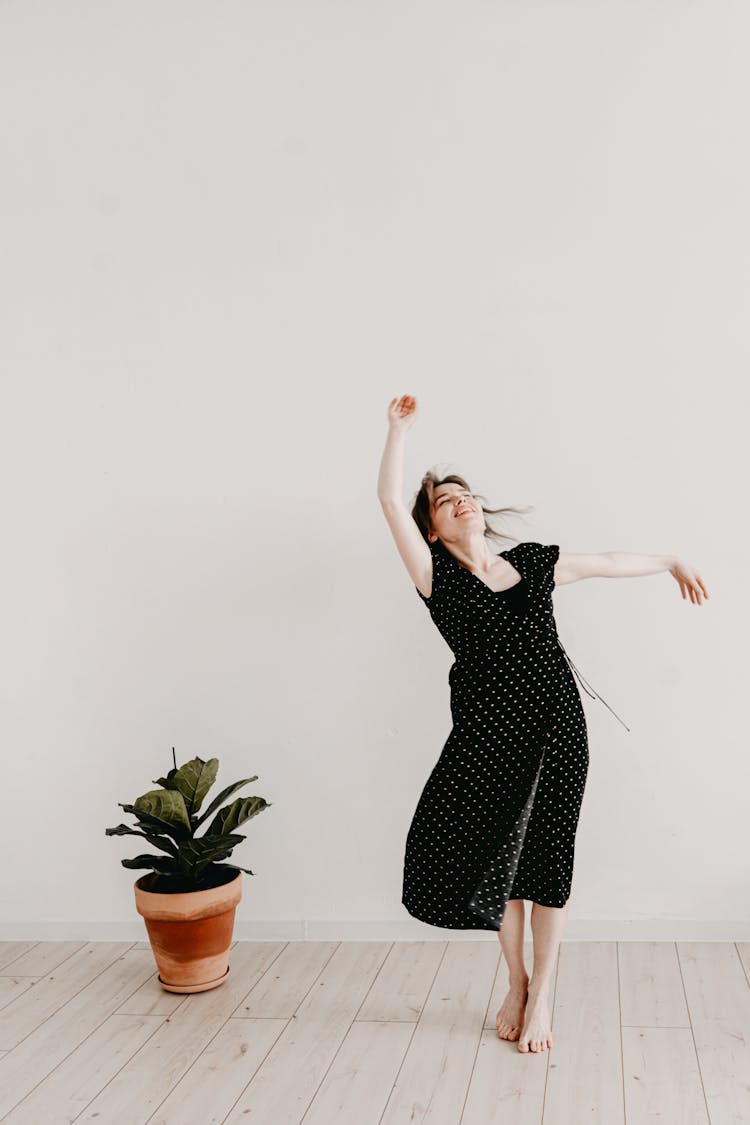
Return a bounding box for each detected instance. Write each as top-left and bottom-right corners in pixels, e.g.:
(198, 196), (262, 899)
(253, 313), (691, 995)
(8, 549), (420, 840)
(106, 748), (271, 892)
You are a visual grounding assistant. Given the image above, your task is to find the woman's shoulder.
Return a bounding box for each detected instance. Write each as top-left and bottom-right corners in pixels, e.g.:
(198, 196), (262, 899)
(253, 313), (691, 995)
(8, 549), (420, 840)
(510, 541), (560, 572)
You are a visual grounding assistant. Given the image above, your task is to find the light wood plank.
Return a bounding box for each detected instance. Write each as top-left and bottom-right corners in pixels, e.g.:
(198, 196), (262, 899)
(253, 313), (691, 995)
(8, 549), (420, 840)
(0, 977), (37, 1011)
(223, 941), (391, 1125)
(0, 943), (39, 972)
(5, 1013), (164, 1125)
(735, 941), (750, 984)
(462, 941), (558, 1125)
(619, 941), (690, 1027)
(2, 938), (740, 1123)
(0, 942), (134, 1052)
(116, 971), (186, 1016)
(232, 939), (337, 1017)
(462, 1027), (549, 1125)
(75, 942), (286, 1124)
(148, 1017), (288, 1125)
(303, 1020), (415, 1125)
(678, 941), (750, 1124)
(378, 940), (500, 1125)
(0, 948), (155, 1119)
(3, 941), (85, 977)
(622, 1026), (709, 1124)
(357, 940), (447, 1022)
(542, 941), (624, 1123)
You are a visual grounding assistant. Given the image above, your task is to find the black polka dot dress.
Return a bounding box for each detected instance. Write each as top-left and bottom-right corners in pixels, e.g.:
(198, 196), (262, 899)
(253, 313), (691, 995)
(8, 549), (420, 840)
(402, 539), (600, 932)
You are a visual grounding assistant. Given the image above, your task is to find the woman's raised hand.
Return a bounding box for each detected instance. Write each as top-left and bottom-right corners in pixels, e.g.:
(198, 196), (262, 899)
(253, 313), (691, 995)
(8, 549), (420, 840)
(388, 395), (418, 432)
(669, 560), (710, 605)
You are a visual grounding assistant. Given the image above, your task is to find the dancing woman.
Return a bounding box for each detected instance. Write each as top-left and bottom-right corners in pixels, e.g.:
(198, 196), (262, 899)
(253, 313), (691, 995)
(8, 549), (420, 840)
(377, 394), (707, 1053)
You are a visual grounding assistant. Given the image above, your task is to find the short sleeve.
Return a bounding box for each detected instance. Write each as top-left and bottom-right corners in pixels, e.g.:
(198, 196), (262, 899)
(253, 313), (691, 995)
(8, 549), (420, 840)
(513, 542), (560, 581)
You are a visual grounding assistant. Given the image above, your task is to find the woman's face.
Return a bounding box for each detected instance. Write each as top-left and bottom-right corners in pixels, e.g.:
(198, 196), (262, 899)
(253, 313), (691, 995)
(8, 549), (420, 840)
(428, 485), (483, 543)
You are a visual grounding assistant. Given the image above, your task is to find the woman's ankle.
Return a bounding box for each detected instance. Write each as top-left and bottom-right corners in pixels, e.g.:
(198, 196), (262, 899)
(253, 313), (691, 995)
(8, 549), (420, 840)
(526, 977), (550, 1000)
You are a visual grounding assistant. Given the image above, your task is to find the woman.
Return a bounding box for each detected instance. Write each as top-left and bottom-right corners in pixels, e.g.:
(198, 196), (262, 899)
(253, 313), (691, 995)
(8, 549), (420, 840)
(377, 394), (708, 1055)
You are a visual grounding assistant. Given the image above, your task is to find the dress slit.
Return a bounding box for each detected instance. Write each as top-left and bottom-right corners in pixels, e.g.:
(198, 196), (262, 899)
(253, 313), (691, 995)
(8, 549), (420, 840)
(466, 744), (548, 927)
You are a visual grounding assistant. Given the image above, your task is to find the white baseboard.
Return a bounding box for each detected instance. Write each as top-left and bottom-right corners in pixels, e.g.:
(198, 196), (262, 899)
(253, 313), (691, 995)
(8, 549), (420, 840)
(1, 917), (749, 942)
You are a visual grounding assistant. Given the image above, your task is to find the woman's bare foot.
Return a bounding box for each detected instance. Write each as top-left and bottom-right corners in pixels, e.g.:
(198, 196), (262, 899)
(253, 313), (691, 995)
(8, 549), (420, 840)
(517, 985), (553, 1052)
(496, 981), (528, 1041)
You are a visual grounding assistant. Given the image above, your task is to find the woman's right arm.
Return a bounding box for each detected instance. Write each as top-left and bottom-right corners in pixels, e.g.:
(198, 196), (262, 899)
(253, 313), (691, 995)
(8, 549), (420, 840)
(377, 396), (433, 599)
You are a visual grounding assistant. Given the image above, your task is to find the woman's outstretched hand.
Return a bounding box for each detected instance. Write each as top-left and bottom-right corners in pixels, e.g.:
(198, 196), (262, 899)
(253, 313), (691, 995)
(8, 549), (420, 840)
(388, 395), (418, 433)
(669, 560), (709, 605)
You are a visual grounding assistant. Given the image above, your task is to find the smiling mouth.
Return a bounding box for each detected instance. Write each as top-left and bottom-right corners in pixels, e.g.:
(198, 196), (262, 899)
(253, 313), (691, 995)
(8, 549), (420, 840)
(456, 508), (474, 516)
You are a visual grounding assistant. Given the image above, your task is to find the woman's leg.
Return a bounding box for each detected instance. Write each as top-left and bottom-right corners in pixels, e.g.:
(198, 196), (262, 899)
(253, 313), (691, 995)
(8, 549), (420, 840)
(517, 900), (569, 1053)
(495, 898), (528, 1040)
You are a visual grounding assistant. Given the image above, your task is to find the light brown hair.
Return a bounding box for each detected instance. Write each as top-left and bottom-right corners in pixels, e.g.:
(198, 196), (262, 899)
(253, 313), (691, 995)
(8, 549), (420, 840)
(411, 468), (532, 546)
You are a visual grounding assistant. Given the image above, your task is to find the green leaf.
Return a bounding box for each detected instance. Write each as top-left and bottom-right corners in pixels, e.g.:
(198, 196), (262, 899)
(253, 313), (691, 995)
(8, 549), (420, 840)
(121, 854), (177, 873)
(224, 863), (255, 876)
(175, 834), (246, 877)
(192, 851), (234, 877)
(134, 789), (191, 833)
(154, 767), (178, 789)
(154, 757), (218, 817)
(207, 795), (269, 837)
(192, 833), (246, 853)
(119, 803), (191, 843)
(193, 776), (258, 829)
(105, 823), (178, 856)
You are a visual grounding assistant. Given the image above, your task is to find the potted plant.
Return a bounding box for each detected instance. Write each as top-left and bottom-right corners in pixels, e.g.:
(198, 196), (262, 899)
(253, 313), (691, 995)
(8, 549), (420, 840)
(106, 749), (271, 993)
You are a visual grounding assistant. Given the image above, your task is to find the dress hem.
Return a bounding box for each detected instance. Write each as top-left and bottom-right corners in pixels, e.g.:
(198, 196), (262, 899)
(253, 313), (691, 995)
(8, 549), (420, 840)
(402, 900), (500, 933)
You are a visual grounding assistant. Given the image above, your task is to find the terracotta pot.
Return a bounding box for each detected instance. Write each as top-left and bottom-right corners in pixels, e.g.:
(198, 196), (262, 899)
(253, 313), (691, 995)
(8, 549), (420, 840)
(134, 870), (242, 993)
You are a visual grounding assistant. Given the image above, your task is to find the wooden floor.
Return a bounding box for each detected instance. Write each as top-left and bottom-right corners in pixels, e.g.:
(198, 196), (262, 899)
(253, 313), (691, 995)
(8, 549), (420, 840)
(0, 938), (748, 1124)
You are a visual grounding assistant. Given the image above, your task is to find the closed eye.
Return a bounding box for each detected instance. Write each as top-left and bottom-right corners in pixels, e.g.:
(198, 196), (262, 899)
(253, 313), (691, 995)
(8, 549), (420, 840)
(437, 492), (472, 508)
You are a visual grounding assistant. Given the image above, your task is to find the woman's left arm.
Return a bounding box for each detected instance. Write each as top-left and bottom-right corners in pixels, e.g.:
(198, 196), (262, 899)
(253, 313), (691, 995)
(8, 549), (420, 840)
(554, 551), (709, 605)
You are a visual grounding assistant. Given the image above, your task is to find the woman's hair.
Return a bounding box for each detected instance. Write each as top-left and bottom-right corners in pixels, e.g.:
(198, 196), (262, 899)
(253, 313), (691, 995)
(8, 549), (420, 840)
(411, 467), (533, 546)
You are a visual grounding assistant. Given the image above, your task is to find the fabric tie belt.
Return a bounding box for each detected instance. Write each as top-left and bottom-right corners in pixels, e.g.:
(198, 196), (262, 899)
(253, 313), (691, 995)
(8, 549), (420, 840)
(554, 635), (631, 732)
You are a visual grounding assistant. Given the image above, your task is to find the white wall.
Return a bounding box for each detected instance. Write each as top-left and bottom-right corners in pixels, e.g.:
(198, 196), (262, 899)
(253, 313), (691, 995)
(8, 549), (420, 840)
(1, 0), (747, 940)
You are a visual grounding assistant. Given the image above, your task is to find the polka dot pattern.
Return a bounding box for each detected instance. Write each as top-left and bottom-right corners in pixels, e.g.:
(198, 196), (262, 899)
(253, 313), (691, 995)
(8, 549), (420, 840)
(402, 539), (589, 932)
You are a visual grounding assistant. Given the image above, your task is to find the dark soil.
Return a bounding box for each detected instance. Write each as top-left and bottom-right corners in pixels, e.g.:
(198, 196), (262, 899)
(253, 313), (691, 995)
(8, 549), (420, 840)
(137, 864), (242, 895)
